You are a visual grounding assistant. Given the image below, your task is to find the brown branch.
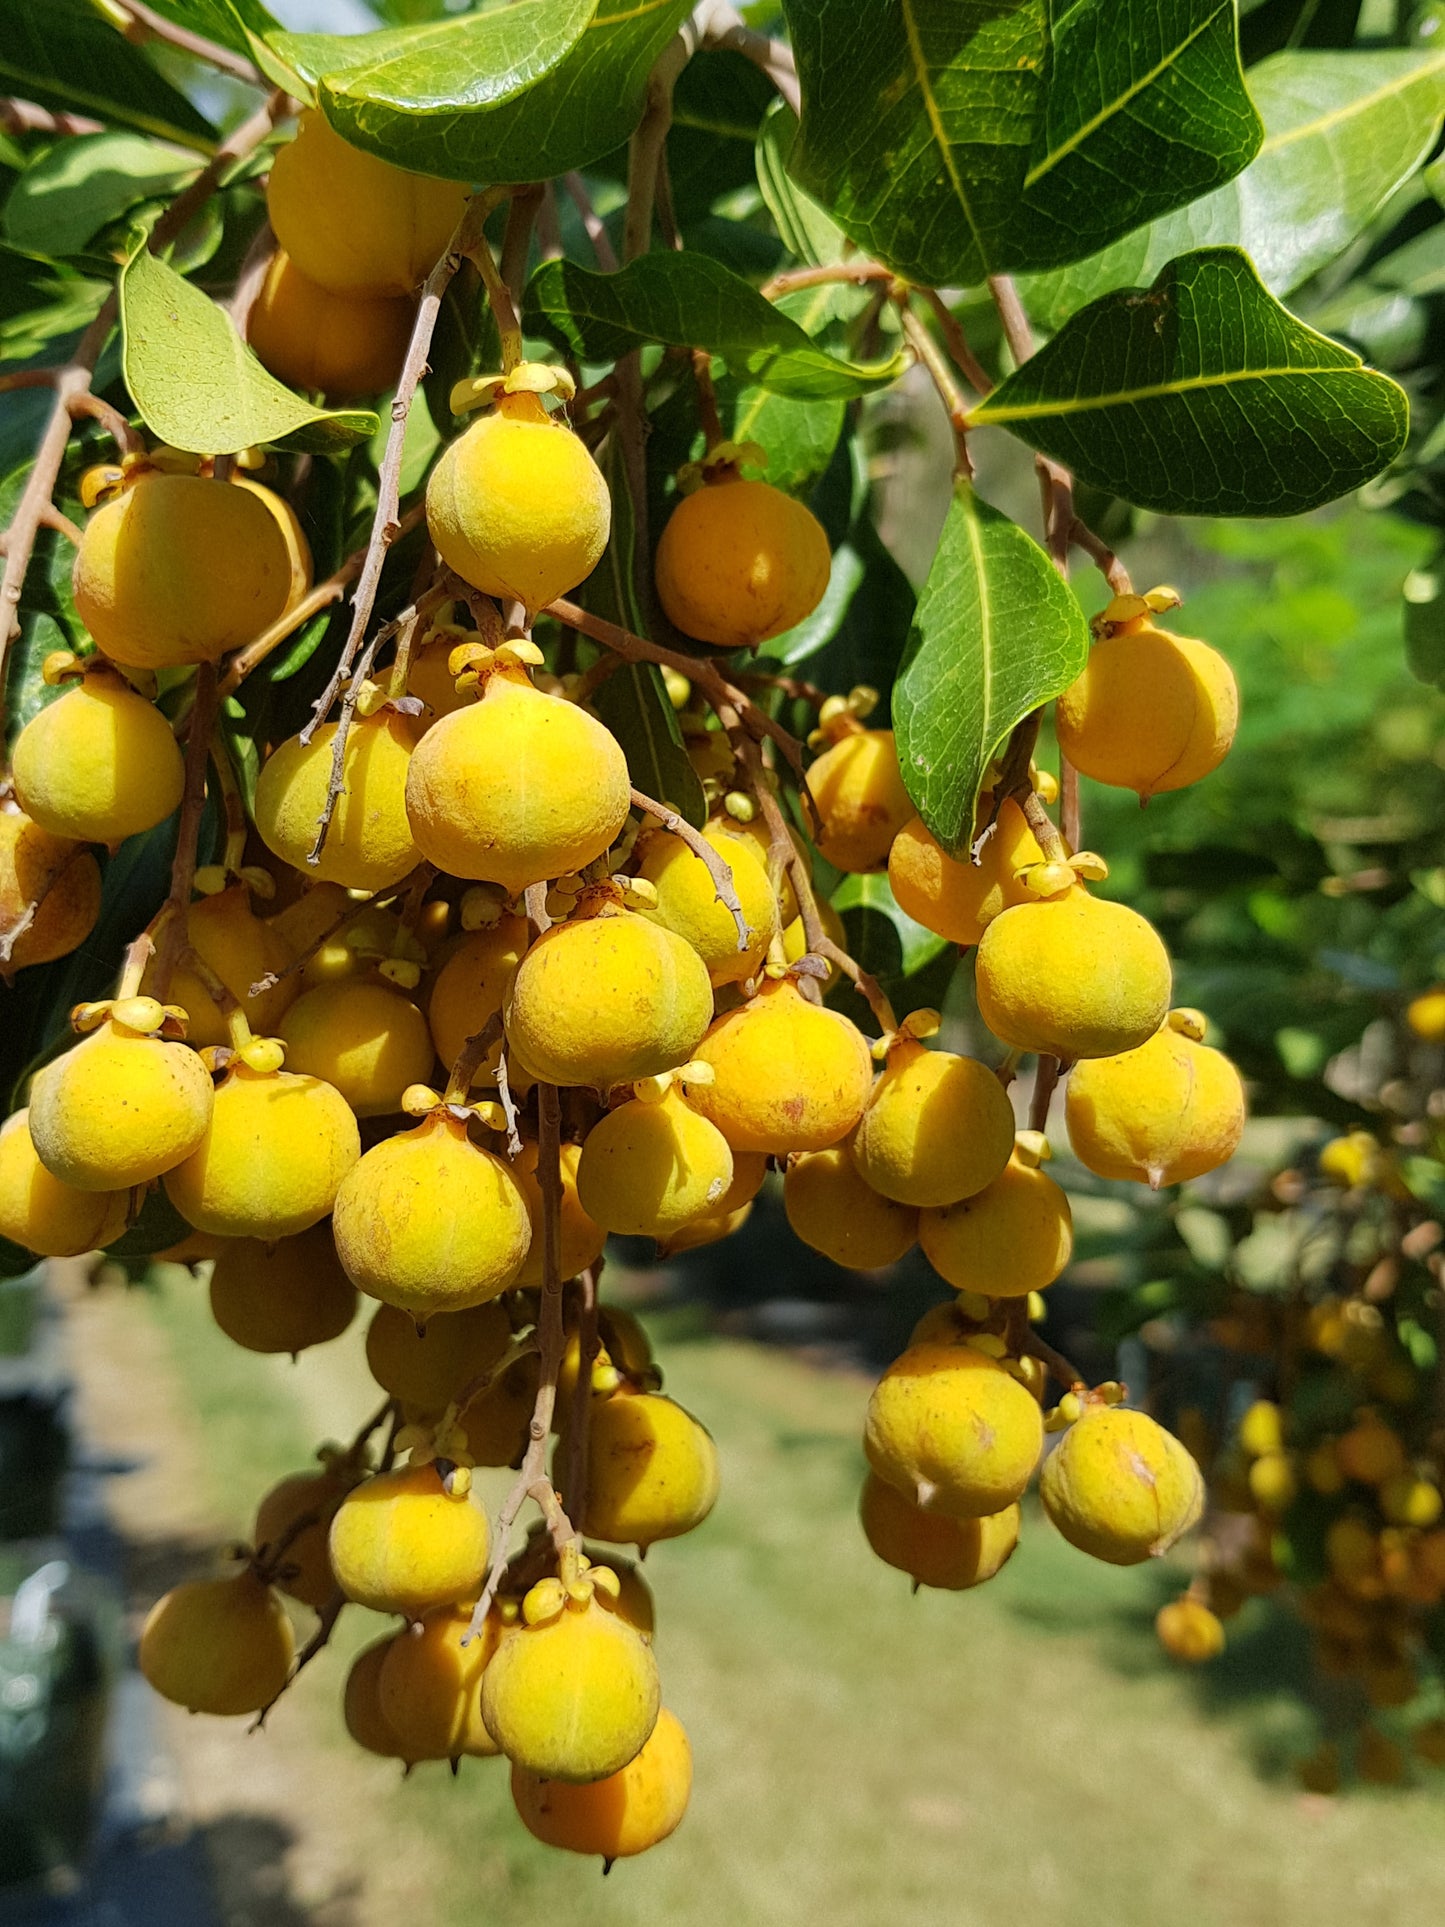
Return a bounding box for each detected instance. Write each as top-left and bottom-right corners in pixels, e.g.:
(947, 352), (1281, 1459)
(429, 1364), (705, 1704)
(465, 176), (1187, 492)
(0, 98), (104, 138)
(38, 503), (83, 546)
(631, 786), (748, 949)
(698, 2), (801, 114)
(149, 664), (220, 1000)
(67, 389), (143, 455)
(561, 172), (619, 272)
(561, 1266), (599, 1521)
(1028, 1056), (1063, 1135)
(916, 288), (992, 397)
(251, 1590), (347, 1731)
(898, 302), (970, 476)
(115, 0), (266, 88)
(760, 261), (894, 300)
(1022, 1329), (1088, 1393)
(500, 186), (542, 309)
(247, 865), (431, 999)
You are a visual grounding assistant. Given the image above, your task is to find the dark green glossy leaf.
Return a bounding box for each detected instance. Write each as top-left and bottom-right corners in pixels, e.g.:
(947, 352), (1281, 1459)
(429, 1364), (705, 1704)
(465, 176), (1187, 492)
(832, 872), (947, 976)
(0, 0), (216, 152)
(0, 248), (109, 366)
(4, 132), (201, 261)
(668, 50), (777, 221)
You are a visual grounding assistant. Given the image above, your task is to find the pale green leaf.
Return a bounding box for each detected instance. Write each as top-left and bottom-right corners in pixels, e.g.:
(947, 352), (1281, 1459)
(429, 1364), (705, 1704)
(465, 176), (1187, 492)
(4, 132), (201, 260)
(755, 101), (845, 267)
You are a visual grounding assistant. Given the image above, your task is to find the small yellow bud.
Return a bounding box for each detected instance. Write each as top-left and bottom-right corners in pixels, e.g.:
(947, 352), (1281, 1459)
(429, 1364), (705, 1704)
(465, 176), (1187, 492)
(111, 995), (166, 1035)
(723, 791), (755, 823)
(402, 1083), (443, 1116)
(192, 865), (229, 896)
(1014, 1129), (1051, 1167)
(238, 1036), (286, 1074)
(1026, 1291), (1047, 1322)
(1168, 1007), (1209, 1042)
(522, 1577), (567, 1627)
(956, 1290), (991, 1322)
(378, 957), (422, 990)
(1068, 851), (1110, 881)
(661, 667), (691, 709)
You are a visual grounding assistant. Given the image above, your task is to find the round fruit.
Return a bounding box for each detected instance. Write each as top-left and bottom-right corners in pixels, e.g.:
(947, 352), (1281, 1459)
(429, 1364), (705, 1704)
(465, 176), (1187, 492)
(851, 1040), (1015, 1208)
(684, 976), (873, 1155)
(859, 1472), (1020, 1591)
(634, 823), (779, 986)
(1407, 988), (1445, 1043)
(30, 1015), (214, 1191)
(462, 1354), (538, 1467)
(577, 1087), (734, 1240)
(0, 810), (101, 970)
(888, 800), (1042, 948)
(138, 1570), (294, 1716)
(344, 1636), (406, 1758)
(1039, 1403), (1204, 1565)
(365, 1298), (512, 1409)
(1056, 622), (1238, 801)
(655, 476), (830, 648)
(208, 1222), (357, 1355)
(13, 671), (185, 844)
(512, 1139), (607, 1287)
(377, 1605), (501, 1762)
(0, 1108), (129, 1256)
(255, 709), (422, 894)
(164, 884), (297, 1050)
(253, 1461), (359, 1609)
(807, 728), (913, 873)
(248, 249), (414, 398)
(1064, 1010), (1246, 1188)
(866, 1342), (1043, 1519)
(278, 978), (434, 1117)
(426, 915), (528, 1070)
(919, 1142), (1073, 1298)
(575, 1391), (720, 1550)
(783, 1146), (917, 1270)
(1155, 1596), (1225, 1663)
(511, 1705), (692, 1863)
(328, 1463), (490, 1617)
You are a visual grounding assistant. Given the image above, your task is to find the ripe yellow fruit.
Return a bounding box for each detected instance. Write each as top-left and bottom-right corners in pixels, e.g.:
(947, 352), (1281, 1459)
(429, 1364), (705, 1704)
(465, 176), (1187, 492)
(919, 1141), (1072, 1298)
(634, 824), (779, 986)
(808, 729), (913, 873)
(851, 1040), (1015, 1207)
(30, 1016), (214, 1190)
(344, 1637), (406, 1758)
(462, 1353), (538, 1466)
(784, 1146), (917, 1269)
(658, 1200), (752, 1254)
(481, 1589), (660, 1782)
(975, 887), (1172, 1061)
(685, 977), (873, 1154)
(512, 1705), (692, 1863)
(164, 1058), (359, 1239)
(139, 1569), (294, 1716)
(887, 801), (1042, 946)
(208, 1222), (357, 1355)
(655, 476), (830, 648)
(377, 1605), (501, 1762)
(1407, 988), (1445, 1043)
(248, 249), (414, 398)
(255, 709), (422, 894)
(0, 1109), (129, 1256)
(234, 477), (313, 612)
(73, 472), (293, 669)
(13, 671), (184, 844)
(365, 1299), (512, 1409)
(0, 810), (101, 970)
(1056, 622), (1238, 800)
(266, 108), (469, 297)
(1039, 1404), (1203, 1565)
(253, 1461), (359, 1610)
(1335, 1412), (1408, 1486)
(577, 1087), (734, 1240)
(576, 1391), (720, 1549)
(407, 673), (629, 889)
(1248, 1452), (1296, 1514)
(164, 884), (297, 1050)
(512, 1139), (607, 1287)
(1155, 1596), (1225, 1663)
(1238, 1399), (1284, 1458)
(427, 391), (611, 613)
(859, 1473), (1020, 1591)
(426, 915), (528, 1070)
(278, 978), (434, 1117)
(865, 1342), (1044, 1519)
(506, 899), (713, 1090)
(329, 1463), (490, 1617)
(1380, 1473), (1443, 1529)
(331, 1109), (530, 1319)
(1065, 1011), (1246, 1188)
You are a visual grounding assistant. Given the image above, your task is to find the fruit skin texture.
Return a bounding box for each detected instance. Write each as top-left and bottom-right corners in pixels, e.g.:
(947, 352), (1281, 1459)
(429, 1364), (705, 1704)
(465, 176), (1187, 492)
(1155, 1596), (1225, 1663)
(513, 1139), (606, 1287)
(577, 1087), (734, 1240)
(0, 810), (101, 970)
(256, 709), (422, 894)
(253, 1463), (359, 1609)
(865, 1343), (1044, 1519)
(851, 1040), (1015, 1208)
(378, 1605), (501, 1762)
(512, 1705), (692, 1862)
(164, 885), (297, 1050)
(278, 979), (435, 1117)
(209, 1223), (357, 1356)
(331, 1110), (530, 1320)
(0, 1109), (129, 1257)
(427, 392), (611, 613)
(685, 977), (873, 1155)
(139, 1570), (294, 1716)
(975, 887), (1171, 1061)
(888, 802), (1042, 947)
(1039, 1404), (1204, 1565)
(13, 673), (185, 844)
(784, 1146), (917, 1270)
(1056, 623), (1238, 801)
(30, 1017), (214, 1190)
(365, 1299), (512, 1409)
(920, 1149), (1073, 1298)
(634, 824), (779, 987)
(266, 108), (469, 297)
(328, 1464), (490, 1617)
(164, 1062), (359, 1239)
(248, 249), (414, 398)
(859, 1472), (1020, 1591)
(73, 473), (293, 669)
(1065, 1017), (1246, 1188)
(406, 674), (629, 890)
(482, 1593), (660, 1782)
(655, 476), (830, 649)
(426, 916), (528, 1070)
(505, 902), (714, 1091)
(344, 1637), (405, 1758)
(808, 729), (913, 874)
(576, 1391), (721, 1550)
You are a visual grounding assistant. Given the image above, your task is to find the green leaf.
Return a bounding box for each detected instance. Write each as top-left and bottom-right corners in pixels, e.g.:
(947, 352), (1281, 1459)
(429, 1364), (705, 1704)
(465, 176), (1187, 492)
(4, 132), (201, 261)
(0, 247), (108, 366)
(1027, 48), (1445, 330)
(1404, 563), (1445, 691)
(831, 872), (947, 976)
(120, 247), (377, 456)
(891, 483), (1089, 856)
(0, 0), (217, 152)
(726, 383), (845, 496)
(138, 0), (281, 58)
(270, 0), (590, 90)
(525, 253), (905, 399)
(969, 248), (1409, 518)
(668, 50), (777, 222)
(755, 100), (845, 267)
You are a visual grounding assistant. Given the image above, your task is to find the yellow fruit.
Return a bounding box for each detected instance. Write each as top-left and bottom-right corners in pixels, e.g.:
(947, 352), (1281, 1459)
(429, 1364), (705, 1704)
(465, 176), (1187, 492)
(233, 476), (313, 611)
(1039, 1404), (1204, 1565)
(1336, 1412), (1408, 1486)
(208, 1222), (357, 1355)
(462, 1354), (538, 1466)
(266, 108), (469, 297)
(277, 978), (434, 1117)
(865, 1342), (1044, 1519)
(0, 810), (101, 970)
(1155, 1595), (1225, 1663)
(139, 1570), (294, 1716)
(851, 1040), (1015, 1207)
(512, 1705), (692, 1863)
(575, 1391), (720, 1549)
(978, 887), (1173, 1061)
(164, 1058), (359, 1239)
(377, 1605), (502, 1762)
(13, 670), (184, 844)
(73, 472), (293, 669)
(426, 916), (528, 1071)
(248, 249), (414, 398)
(0, 1109), (129, 1256)
(1238, 1400), (1284, 1458)
(1065, 1010), (1246, 1188)
(655, 476), (830, 648)
(253, 1462), (359, 1609)
(1381, 1473), (1443, 1529)
(481, 1589), (660, 1782)
(511, 1139), (606, 1287)
(344, 1636), (406, 1758)
(329, 1463), (489, 1617)
(505, 897), (713, 1090)
(783, 1146), (917, 1269)
(685, 976), (872, 1154)
(365, 1299), (512, 1409)
(331, 1109), (530, 1320)
(859, 1472), (1019, 1590)
(735, 811), (810, 924)
(407, 673), (629, 888)
(1407, 988), (1445, 1043)
(1056, 622), (1238, 800)
(577, 1087), (734, 1241)
(255, 708), (422, 893)
(163, 884), (297, 1050)
(808, 728), (913, 873)
(427, 390), (611, 613)
(634, 823), (779, 986)
(657, 1200), (752, 1254)
(888, 801), (1042, 947)
(919, 1143), (1072, 1298)
(1248, 1452), (1297, 1514)
(30, 1015), (214, 1190)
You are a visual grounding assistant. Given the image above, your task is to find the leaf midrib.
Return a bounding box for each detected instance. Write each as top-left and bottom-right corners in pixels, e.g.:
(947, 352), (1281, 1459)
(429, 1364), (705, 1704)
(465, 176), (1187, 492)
(1259, 48), (1445, 155)
(900, 0), (985, 258)
(972, 358), (1366, 426)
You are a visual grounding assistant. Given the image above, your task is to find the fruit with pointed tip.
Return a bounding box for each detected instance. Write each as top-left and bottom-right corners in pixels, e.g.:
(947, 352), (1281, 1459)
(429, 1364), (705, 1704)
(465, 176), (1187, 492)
(30, 1015), (214, 1191)
(572, 1390), (720, 1550)
(13, 670), (185, 844)
(865, 1341), (1043, 1519)
(919, 1142), (1073, 1298)
(577, 1087), (734, 1240)
(807, 728), (912, 874)
(887, 798), (1043, 948)
(784, 1145), (917, 1270)
(278, 978), (435, 1117)
(684, 976), (873, 1155)
(248, 249), (415, 398)
(1064, 1010), (1245, 1188)
(255, 709), (423, 894)
(1039, 1403), (1203, 1565)
(859, 1472), (1020, 1591)
(209, 1222), (357, 1356)
(0, 810), (101, 970)
(511, 1705), (692, 1863)
(0, 1109), (130, 1257)
(1056, 621), (1238, 801)
(851, 1039), (1015, 1208)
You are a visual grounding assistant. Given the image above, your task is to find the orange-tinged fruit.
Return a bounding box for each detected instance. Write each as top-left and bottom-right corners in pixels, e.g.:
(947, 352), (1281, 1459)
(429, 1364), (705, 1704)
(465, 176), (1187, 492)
(278, 978), (434, 1117)
(919, 1143), (1072, 1298)
(1248, 1452), (1297, 1514)
(685, 977), (872, 1155)
(1336, 1412), (1408, 1486)
(163, 884), (297, 1050)
(425, 915), (528, 1071)
(0, 1109), (129, 1257)
(574, 1391), (720, 1550)
(577, 1087), (734, 1241)
(365, 1299), (512, 1409)
(1065, 1012), (1246, 1188)
(851, 1039), (1015, 1207)
(975, 887), (1171, 1061)
(808, 729), (913, 873)
(512, 1139), (606, 1287)
(634, 823), (779, 986)
(461, 1353), (538, 1467)
(256, 709), (422, 894)
(784, 1145), (917, 1269)
(865, 1342), (1044, 1519)
(511, 1705), (692, 1863)
(655, 476), (829, 649)
(1039, 1404), (1203, 1565)
(1155, 1596), (1225, 1663)
(253, 1462), (359, 1610)
(139, 1569), (294, 1716)
(377, 1605), (502, 1762)
(1056, 623), (1238, 800)
(344, 1636), (406, 1758)
(208, 1222), (357, 1355)
(328, 1463), (490, 1616)
(13, 672), (184, 844)
(1380, 1474), (1443, 1530)
(859, 1472), (1020, 1591)
(887, 801), (1041, 947)
(248, 249), (414, 398)
(0, 810), (101, 970)
(30, 1016), (214, 1191)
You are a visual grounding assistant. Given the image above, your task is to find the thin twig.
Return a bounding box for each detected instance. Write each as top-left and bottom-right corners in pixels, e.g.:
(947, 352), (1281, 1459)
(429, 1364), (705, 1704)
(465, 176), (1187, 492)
(916, 288), (992, 397)
(0, 99), (104, 138)
(760, 261), (894, 300)
(1022, 1329), (1088, 1392)
(115, 0), (266, 88)
(898, 302), (970, 476)
(562, 1266), (599, 1520)
(247, 866), (431, 998)
(631, 786), (748, 948)
(561, 172), (619, 271)
(251, 1591), (347, 1731)
(1028, 1056), (1063, 1135)
(699, 1), (801, 114)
